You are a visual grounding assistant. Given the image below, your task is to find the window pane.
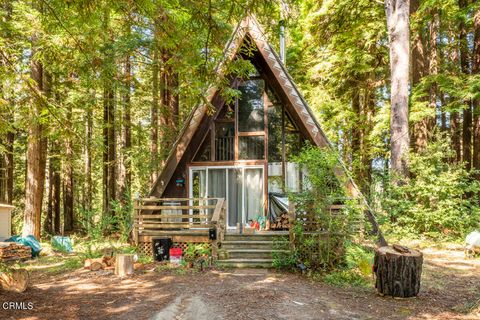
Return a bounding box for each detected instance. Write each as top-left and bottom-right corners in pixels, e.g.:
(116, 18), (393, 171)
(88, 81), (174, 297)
(207, 169), (226, 215)
(238, 79), (265, 132)
(215, 123), (234, 161)
(267, 105), (282, 162)
(268, 163), (283, 193)
(239, 136), (265, 160)
(245, 168), (264, 222)
(227, 168), (242, 227)
(193, 132), (211, 162)
(192, 170), (206, 198)
(192, 170), (207, 216)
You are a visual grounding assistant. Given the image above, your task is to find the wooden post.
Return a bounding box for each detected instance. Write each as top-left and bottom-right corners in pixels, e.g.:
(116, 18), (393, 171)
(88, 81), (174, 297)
(133, 199), (139, 245)
(115, 254), (134, 277)
(288, 200), (295, 247)
(374, 245), (423, 297)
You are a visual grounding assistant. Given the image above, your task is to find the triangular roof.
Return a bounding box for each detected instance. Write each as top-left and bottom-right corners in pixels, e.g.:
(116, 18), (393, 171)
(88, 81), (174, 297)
(149, 15), (360, 198)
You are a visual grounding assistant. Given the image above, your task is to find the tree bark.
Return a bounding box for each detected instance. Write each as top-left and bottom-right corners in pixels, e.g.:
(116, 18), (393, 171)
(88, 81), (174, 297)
(47, 141), (61, 235)
(83, 99), (93, 213)
(374, 245), (423, 297)
(159, 49), (180, 163)
(0, 0), (14, 206)
(102, 7), (116, 218)
(460, 0), (472, 170)
(427, 10), (439, 136)
(115, 254), (134, 276)
(151, 18), (160, 184)
(63, 103), (74, 232)
(472, 10), (480, 173)
(410, 0), (428, 151)
(23, 39), (48, 239)
(385, 0), (410, 178)
(119, 20), (132, 203)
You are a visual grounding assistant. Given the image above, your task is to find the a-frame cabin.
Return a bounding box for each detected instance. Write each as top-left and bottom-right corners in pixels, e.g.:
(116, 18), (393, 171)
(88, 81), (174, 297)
(133, 15), (360, 267)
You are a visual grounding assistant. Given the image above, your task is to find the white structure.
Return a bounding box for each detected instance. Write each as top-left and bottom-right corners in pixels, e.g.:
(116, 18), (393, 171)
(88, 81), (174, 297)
(0, 204), (13, 241)
(466, 230), (480, 257)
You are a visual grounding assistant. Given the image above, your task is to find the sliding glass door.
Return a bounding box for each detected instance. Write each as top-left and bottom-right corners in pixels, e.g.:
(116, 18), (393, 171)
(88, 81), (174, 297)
(189, 166), (264, 228)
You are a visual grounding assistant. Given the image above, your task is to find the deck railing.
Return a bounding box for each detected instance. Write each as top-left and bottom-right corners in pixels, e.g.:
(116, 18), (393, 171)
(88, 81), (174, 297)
(133, 197), (226, 258)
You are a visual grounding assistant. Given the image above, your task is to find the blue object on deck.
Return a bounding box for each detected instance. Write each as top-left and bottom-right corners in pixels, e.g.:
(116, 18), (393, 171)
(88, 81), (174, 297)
(6, 235), (42, 258)
(51, 236), (73, 253)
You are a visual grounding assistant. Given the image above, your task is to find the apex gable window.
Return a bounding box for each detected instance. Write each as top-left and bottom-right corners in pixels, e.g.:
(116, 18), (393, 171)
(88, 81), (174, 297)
(238, 79), (265, 132)
(237, 78), (266, 160)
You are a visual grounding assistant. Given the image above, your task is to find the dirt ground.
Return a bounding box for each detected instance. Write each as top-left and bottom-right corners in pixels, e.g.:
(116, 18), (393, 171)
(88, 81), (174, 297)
(1, 245), (479, 320)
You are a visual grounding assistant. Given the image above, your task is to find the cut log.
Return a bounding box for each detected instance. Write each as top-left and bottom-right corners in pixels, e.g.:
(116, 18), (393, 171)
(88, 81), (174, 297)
(115, 254), (134, 276)
(0, 269), (29, 293)
(84, 258), (105, 271)
(374, 245), (423, 298)
(90, 261), (103, 271)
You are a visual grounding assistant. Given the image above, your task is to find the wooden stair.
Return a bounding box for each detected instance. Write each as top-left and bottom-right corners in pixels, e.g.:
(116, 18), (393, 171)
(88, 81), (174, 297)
(217, 233), (289, 268)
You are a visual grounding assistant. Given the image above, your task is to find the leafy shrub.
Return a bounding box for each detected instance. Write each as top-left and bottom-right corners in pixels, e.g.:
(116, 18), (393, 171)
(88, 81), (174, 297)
(381, 139), (480, 238)
(184, 243), (211, 263)
(111, 199), (134, 242)
(272, 236), (297, 270)
(344, 241), (374, 277)
(285, 145), (362, 271)
(323, 269), (369, 288)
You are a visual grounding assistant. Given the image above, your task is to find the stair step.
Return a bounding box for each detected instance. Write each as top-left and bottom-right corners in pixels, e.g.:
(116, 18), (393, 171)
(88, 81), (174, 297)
(217, 258), (273, 268)
(227, 249), (288, 259)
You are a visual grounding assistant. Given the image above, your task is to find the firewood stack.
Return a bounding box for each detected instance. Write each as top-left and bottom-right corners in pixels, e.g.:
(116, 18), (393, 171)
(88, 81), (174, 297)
(270, 213), (290, 230)
(0, 242), (31, 261)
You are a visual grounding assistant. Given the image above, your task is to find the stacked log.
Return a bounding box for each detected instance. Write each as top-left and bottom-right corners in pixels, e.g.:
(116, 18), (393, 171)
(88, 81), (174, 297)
(84, 256), (116, 271)
(0, 242), (31, 261)
(270, 213), (290, 230)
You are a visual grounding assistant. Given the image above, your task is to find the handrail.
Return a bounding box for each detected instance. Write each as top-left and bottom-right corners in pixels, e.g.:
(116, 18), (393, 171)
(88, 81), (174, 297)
(210, 198), (225, 223)
(133, 197), (227, 259)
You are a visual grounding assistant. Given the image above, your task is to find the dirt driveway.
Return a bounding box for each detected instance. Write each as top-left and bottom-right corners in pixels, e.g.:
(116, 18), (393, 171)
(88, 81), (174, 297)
(1, 246), (479, 320)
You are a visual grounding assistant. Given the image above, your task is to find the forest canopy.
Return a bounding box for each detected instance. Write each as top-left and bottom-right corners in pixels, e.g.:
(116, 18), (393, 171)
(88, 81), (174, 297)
(0, 0), (479, 239)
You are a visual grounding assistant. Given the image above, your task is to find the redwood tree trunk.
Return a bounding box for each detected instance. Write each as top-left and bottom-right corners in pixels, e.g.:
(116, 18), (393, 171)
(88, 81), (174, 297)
(122, 56), (132, 200)
(427, 10), (439, 136)
(472, 10), (480, 173)
(83, 99), (93, 212)
(46, 141), (61, 235)
(460, 0), (472, 170)
(410, 0), (427, 151)
(151, 18), (160, 184)
(385, 0), (411, 178)
(102, 7), (116, 218)
(23, 38), (47, 239)
(119, 20), (132, 202)
(63, 104), (74, 232)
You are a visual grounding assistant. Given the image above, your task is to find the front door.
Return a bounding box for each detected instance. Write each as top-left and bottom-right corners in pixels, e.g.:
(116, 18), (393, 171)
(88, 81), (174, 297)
(189, 166), (264, 228)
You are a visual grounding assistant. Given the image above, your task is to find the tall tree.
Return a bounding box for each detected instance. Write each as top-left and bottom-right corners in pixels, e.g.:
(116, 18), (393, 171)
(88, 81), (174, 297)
(410, 0), (427, 151)
(150, 15), (160, 184)
(385, 0), (411, 178)
(118, 18), (132, 202)
(63, 101), (74, 232)
(460, 0), (472, 170)
(46, 140), (61, 234)
(23, 4), (48, 238)
(473, 9), (480, 173)
(102, 6), (116, 217)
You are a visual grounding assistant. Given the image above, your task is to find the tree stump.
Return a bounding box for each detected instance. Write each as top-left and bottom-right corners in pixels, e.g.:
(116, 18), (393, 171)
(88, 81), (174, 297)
(374, 245), (423, 298)
(0, 269), (29, 293)
(115, 254), (134, 277)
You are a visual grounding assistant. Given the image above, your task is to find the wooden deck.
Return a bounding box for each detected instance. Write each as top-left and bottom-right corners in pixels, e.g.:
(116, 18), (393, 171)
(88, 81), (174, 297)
(133, 197), (226, 257)
(132, 197), (349, 262)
